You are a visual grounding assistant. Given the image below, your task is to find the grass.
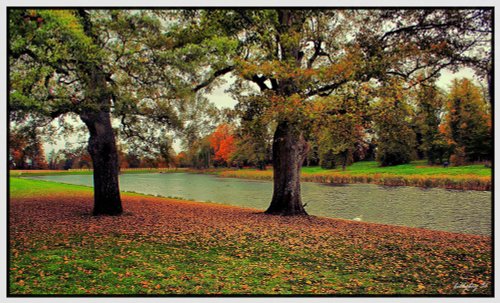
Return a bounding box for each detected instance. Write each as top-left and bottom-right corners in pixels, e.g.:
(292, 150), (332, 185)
(301, 160), (491, 177)
(8, 177), (171, 200)
(216, 161), (491, 191)
(8, 178), (492, 295)
(9, 177), (93, 198)
(10, 234), (422, 295)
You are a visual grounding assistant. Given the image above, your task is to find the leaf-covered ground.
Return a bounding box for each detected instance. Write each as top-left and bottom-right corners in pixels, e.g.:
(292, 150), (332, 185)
(9, 178), (492, 295)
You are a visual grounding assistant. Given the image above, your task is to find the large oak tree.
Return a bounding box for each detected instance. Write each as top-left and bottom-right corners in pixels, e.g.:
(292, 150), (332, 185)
(197, 8), (492, 215)
(9, 9), (234, 215)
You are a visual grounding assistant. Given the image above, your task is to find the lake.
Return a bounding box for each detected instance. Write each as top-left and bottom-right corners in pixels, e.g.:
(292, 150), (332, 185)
(27, 173), (491, 235)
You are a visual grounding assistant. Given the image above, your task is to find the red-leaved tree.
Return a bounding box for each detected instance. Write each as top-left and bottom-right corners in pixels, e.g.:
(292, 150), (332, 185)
(209, 124), (236, 167)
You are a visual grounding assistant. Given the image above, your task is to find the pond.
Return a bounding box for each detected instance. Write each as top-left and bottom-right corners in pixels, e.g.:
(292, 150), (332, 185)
(26, 173), (491, 236)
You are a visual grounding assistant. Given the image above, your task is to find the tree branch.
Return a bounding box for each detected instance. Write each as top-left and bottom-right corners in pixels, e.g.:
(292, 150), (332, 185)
(11, 48), (70, 76)
(249, 75), (271, 91)
(306, 79), (349, 97)
(194, 66), (235, 92)
(307, 40), (325, 69)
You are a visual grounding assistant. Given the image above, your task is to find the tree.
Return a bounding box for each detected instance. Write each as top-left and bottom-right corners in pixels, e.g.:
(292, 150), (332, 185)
(190, 136), (213, 169)
(311, 84), (371, 170)
(124, 152), (142, 169)
(175, 151), (189, 168)
(197, 9), (491, 215)
(373, 80), (417, 166)
(47, 150), (60, 169)
(209, 124), (236, 167)
(443, 78), (491, 163)
(232, 95), (273, 170)
(412, 82), (449, 164)
(9, 129), (29, 169)
(10, 10), (126, 214)
(45, 146), (93, 170)
(9, 9), (232, 215)
(231, 133), (271, 170)
(9, 125), (48, 169)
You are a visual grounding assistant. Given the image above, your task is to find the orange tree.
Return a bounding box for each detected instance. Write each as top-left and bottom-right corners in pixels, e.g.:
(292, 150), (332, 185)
(209, 124), (236, 167)
(193, 9), (492, 215)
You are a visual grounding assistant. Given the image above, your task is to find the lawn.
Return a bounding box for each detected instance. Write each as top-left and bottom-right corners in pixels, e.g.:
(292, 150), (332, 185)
(301, 160), (491, 177)
(9, 178), (492, 295)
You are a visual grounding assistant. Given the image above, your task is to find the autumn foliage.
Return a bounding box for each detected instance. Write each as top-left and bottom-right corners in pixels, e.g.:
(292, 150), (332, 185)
(209, 124), (236, 166)
(9, 128), (48, 170)
(442, 78), (492, 164)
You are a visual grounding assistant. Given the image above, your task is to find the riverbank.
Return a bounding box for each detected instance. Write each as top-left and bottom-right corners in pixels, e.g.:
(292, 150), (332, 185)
(213, 161), (491, 191)
(9, 178), (492, 295)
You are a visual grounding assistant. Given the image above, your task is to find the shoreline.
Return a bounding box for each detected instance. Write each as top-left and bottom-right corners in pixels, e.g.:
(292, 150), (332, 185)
(215, 170), (491, 191)
(11, 177), (491, 237)
(9, 178), (492, 295)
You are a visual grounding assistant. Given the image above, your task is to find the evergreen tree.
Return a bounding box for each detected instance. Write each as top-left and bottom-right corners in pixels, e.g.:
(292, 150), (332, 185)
(444, 78), (492, 163)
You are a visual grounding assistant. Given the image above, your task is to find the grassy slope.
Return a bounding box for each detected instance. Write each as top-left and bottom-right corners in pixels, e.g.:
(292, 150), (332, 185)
(9, 178), (492, 295)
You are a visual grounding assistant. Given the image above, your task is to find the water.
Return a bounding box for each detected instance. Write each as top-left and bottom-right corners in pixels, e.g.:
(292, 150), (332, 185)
(26, 173), (491, 235)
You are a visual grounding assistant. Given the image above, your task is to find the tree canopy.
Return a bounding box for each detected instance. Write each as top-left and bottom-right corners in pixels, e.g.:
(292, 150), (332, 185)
(9, 9), (238, 215)
(9, 8), (492, 216)
(193, 8), (492, 215)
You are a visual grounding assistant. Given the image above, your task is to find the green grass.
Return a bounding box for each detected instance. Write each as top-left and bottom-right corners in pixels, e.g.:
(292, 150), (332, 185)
(300, 160), (491, 177)
(9, 177), (93, 198)
(8, 177), (163, 200)
(9, 170), (92, 177)
(215, 160), (491, 190)
(9, 233), (421, 295)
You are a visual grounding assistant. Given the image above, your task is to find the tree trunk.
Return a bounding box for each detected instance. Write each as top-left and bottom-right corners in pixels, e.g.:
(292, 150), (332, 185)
(265, 121), (309, 216)
(81, 110), (123, 216)
(487, 72), (493, 106)
(342, 151), (348, 171)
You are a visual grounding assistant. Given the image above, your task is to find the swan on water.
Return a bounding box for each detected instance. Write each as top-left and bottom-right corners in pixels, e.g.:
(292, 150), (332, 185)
(353, 215), (363, 221)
